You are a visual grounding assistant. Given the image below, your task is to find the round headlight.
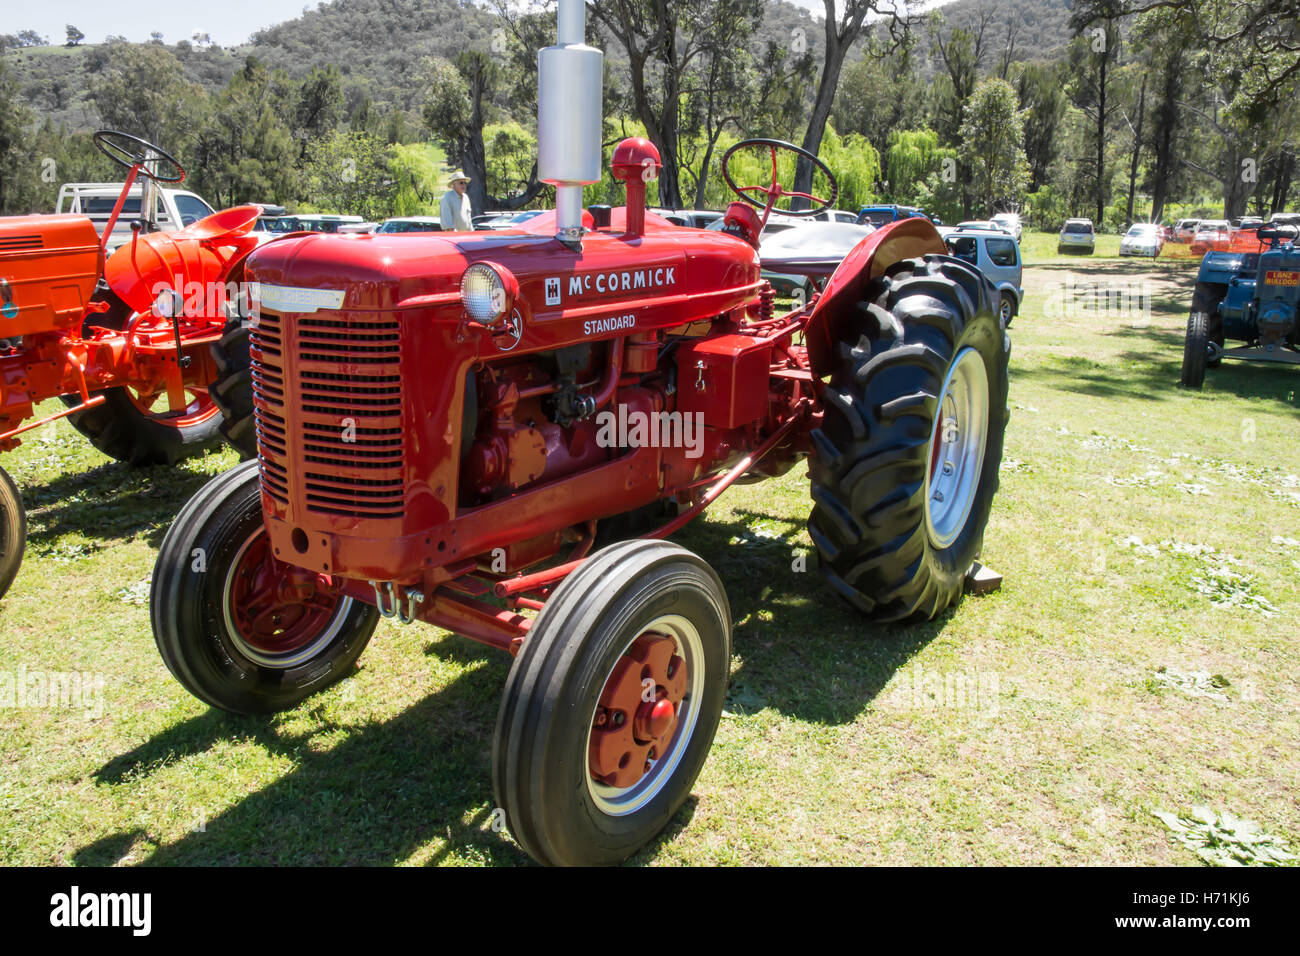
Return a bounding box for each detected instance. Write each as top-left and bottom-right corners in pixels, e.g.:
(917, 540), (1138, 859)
(461, 263), (513, 325)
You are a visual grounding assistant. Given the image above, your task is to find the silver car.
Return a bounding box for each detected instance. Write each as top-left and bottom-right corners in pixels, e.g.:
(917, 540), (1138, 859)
(944, 229), (1023, 325)
(990, 212), (1023, 241)
(1119, 223), (1162, 257)
(1058, 218), (1095, 254)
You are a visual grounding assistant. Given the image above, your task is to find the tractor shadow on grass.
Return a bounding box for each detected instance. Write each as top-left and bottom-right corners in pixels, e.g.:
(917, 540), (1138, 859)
(18, 456), (219, 550)
(675, 507), (954, 726)
(76, 503), (953, 867)
(80, 641), (529, 866)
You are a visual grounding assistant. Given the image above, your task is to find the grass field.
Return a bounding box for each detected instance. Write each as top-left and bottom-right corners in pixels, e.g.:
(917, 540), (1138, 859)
(2, 255), (1298, 866)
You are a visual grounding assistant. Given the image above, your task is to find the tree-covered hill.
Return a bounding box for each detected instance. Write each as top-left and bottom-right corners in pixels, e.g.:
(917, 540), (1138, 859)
(3, 0), (1075, 134)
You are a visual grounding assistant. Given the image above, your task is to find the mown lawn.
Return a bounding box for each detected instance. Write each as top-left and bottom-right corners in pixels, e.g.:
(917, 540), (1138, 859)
(1, 254), (1297, 866)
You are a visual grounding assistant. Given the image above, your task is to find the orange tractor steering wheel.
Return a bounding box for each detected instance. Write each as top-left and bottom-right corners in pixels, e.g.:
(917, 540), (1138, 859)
(720, 137), (838, 225)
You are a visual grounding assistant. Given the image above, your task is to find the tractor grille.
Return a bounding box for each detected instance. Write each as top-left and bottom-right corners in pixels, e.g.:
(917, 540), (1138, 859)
(251, 310), (405, 520)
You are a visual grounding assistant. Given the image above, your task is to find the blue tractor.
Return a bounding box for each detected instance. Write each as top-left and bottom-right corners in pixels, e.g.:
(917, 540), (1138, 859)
(1181, 222), (1300, 388)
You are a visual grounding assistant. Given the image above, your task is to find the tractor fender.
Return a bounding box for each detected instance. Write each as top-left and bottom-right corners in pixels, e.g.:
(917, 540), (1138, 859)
(804, 216), (946, 377)
(103, 205), (262, 314)
(1197, 250), (1256, 287)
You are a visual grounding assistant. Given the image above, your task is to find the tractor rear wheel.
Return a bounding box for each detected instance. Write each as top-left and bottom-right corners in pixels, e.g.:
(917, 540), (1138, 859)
(209, 308), (257, 459)
(807, 256), (1010, 622)
(151, 460), (378, 714)
(0, 465), (25, 599)
(62, 296), (224, 466)
(493, 540), (730, 866)
(1181, 311), (1210, 388)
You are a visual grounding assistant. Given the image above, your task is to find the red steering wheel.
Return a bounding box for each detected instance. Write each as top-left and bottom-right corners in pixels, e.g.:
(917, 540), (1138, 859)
(720, 138), (838, 221)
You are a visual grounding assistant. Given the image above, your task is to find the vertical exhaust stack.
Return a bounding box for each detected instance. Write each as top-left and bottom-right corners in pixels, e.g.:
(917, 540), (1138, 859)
(538, 0), (603, 241)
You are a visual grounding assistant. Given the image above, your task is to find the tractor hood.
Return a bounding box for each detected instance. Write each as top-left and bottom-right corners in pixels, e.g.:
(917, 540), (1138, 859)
(244, 214), (760, 317)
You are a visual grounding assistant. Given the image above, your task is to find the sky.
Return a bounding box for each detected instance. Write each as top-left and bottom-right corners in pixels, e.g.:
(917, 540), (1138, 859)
(15, 1), (333, 48)
(15, 1), (934, 49)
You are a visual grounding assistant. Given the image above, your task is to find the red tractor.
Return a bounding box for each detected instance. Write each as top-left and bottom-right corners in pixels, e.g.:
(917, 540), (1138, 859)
(150, 0), (1009, 865)
(0, 131), (261, 597)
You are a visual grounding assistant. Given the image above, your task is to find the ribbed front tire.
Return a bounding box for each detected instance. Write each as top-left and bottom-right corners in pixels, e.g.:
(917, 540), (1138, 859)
(493, 540), (730, 866)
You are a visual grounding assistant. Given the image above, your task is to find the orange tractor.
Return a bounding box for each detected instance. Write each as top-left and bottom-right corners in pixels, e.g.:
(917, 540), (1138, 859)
(0, 131), (260, 597)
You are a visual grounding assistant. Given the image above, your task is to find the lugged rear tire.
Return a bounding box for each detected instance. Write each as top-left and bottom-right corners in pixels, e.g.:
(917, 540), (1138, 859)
(210, 309), (257, 459)
(807, 255), (1010, 622)
(0, 465), (26, 599)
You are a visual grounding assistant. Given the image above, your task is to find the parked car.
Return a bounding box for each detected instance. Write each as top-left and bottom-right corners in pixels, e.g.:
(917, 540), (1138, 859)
(989, 212), (1023, 241)
(1228, 221), (1268, 253)
(811, 209), (860, 224)
(1119, 222), (1164, 257)
(1190, 220), (1231, 254)
(377, 216), (444, 234)
(957, 219), (1014, 237)
(250, 207), (297, 237)
(1172, 218), (1202, 242)
(485, 210), (545, 230)
(1058, 218), (1096, 254)
(750, 220), (876, 306)
(944, 229), (1023, 325)
(55, 182), (216, 251)
(856, 204), (930, 227)
(650, 208), (724, 229)
(289, 214), (366, 233)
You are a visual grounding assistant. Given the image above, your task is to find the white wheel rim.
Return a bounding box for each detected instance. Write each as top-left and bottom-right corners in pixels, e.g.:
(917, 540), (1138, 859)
(924, 347), (990, 549)
(221, 527), (354, 669)
(585, 614), (706, 817)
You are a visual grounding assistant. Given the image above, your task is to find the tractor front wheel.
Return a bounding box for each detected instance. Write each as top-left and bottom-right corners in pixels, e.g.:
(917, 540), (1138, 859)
(493, 540), (731, 866)
(808, 255), (1010, 621)
(151, 460), (378, 713)
(0, 465), (26, 599)
(1181, 311), (1210, 388)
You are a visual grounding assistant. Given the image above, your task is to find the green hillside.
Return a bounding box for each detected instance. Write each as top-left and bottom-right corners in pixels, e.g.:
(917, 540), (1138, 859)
(4, 0), (1075, 134)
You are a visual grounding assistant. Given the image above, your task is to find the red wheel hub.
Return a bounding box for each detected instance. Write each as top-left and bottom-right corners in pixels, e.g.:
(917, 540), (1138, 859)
(589, 633), (688, 789)
(124, 383), (219, 428)
(227, 532), (347, 657)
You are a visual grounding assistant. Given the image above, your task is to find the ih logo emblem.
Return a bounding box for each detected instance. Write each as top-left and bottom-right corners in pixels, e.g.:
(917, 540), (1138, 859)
(545, 277), (561, 306)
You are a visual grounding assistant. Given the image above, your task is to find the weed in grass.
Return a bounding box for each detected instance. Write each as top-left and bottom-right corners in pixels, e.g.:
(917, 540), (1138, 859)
(1121, 537), (1280, 616)
(1153, 807), (1296, 866)
(1149, 666), (1230, 701)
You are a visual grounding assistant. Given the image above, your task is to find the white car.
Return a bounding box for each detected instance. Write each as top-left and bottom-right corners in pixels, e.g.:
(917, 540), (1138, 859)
(1058, 218), (1096, 254)
(56, 182), (215, 251)
(990, 213), (1023, 241)
(1119, 223), (1163, 257)
(957, 219), (1014, 237)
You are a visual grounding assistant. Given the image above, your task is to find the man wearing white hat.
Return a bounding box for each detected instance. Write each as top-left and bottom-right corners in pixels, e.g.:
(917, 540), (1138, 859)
(440, 171), (474, 231)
